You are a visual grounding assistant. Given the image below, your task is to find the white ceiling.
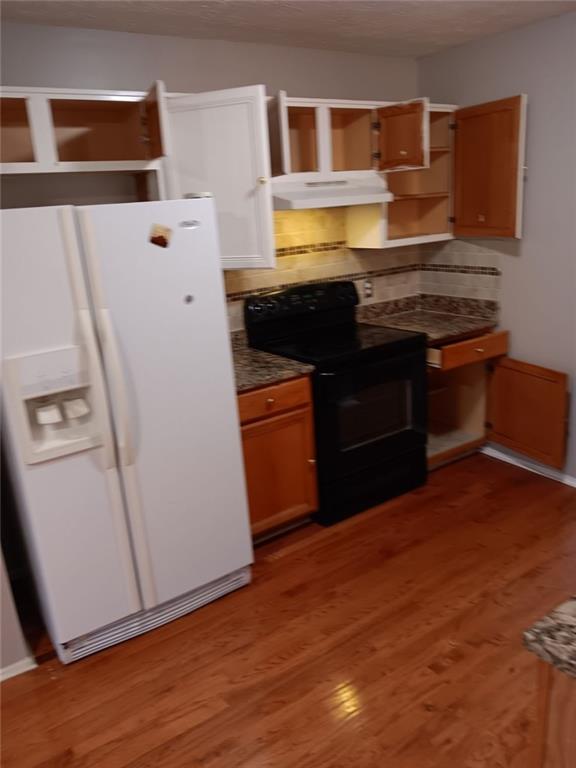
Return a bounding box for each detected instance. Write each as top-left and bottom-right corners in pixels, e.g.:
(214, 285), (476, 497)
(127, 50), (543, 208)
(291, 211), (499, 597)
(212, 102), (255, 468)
(2, 0), (576, 57)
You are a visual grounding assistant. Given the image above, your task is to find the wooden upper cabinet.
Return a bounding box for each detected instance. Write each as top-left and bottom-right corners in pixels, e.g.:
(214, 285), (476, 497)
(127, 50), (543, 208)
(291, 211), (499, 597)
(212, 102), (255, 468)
(377, 99), (428, 171)
(488, 357), (568, 469)
(454, 95), (526, 238)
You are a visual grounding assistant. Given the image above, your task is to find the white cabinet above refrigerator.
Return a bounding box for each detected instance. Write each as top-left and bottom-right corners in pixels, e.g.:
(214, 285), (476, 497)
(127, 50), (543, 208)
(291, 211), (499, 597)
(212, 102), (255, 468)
(164, 85), (275, 270)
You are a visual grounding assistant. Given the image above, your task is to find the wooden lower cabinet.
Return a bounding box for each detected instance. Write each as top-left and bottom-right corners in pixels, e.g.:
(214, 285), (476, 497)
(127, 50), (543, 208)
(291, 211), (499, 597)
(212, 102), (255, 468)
(535, 660), (576, 768)
(238, 377), (318, 537)
(427, 331), (569, 471)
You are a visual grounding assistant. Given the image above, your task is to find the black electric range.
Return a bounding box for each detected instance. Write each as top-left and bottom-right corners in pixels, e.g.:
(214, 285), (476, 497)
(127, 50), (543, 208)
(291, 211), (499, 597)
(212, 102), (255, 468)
(245, 281), (428, 526)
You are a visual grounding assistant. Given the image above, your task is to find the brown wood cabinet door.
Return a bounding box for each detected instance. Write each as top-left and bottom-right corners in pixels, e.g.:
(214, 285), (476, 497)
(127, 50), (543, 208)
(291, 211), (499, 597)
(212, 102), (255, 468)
(241, 406), (318, 536)
(143, 81), (169, 159)
(454, 95), (526, 237)
(487, 357), (568, 469)
(377, 99), (426, 171)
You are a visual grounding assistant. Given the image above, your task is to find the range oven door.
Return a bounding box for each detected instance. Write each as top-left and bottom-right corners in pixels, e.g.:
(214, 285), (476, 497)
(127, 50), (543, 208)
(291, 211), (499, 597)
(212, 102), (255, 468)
(313, 350), (427, 479)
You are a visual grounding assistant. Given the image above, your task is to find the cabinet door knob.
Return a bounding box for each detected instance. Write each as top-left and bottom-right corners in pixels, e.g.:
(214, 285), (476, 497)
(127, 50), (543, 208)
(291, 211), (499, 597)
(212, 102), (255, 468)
(308, 458), (316, 465)
(257, 177), (268, 185)
(399, 150), (407, 157)
(266, 397), (275, 405)
(475, 347), (485, 354)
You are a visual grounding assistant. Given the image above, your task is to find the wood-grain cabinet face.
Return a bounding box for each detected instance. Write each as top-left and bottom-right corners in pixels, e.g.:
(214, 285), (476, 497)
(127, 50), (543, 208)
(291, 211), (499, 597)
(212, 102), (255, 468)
(347, 94), (526, 249)
(238, 378), (318, 537)
(427, 333), (568, 471)
(454, 96), (526, 238)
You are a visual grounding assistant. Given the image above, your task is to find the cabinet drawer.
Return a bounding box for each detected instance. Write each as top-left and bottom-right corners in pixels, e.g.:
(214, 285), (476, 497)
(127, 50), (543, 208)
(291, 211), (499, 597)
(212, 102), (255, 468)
(427, 331), (509, 370)
(238, 376), (311, 424)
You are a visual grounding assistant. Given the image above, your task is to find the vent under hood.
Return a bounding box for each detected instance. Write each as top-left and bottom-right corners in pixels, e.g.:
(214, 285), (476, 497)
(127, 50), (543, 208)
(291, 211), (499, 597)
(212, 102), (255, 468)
(272, 177), (394, 211)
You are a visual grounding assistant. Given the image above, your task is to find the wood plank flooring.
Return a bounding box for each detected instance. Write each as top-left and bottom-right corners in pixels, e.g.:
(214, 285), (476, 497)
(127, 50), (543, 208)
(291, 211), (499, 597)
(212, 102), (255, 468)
(2, 455), (575, 768)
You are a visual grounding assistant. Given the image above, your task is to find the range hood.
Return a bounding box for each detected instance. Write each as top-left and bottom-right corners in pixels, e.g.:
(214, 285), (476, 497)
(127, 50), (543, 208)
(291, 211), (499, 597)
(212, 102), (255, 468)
(272, 177), (394, 211)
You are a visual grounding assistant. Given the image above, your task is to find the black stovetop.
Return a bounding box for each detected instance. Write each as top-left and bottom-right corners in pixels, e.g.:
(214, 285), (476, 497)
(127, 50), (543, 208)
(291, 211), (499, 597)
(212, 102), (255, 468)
(254, 322), (424, 366)
(245, 281), (425, 368)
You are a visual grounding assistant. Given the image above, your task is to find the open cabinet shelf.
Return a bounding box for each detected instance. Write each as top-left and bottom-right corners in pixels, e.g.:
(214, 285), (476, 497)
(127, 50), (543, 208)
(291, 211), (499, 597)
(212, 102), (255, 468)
(388, 151), (450, 197)
(51, 100), (150, 162)
(0, 98), (35, 163)
(388, 195), (450, 240)
(393, 192), (449, 200)
(430, 112), (451, 148)
(287, 106), (318, 172)
(1, 170), (159, 209)
(330, 108), (373, 171)
(427, 364), (487, 465)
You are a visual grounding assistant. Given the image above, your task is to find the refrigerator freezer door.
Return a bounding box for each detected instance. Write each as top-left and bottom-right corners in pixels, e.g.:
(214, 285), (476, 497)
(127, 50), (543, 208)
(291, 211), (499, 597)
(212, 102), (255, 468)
(77, 199), (253, 607)
(1, 207), (142, 645)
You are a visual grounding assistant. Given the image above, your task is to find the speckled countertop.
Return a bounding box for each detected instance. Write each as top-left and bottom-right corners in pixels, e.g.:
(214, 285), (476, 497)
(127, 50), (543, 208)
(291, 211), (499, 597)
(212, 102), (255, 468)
(524, 598), (576, 678)
(231, 331), (313, 393)
(231, 297), (499, 391)
(358, 305), (496, 346)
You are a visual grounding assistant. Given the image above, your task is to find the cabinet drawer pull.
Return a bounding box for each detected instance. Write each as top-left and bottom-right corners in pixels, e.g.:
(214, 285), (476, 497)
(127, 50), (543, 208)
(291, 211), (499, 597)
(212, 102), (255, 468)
(399, 150), (407, 156)
(266, 397), (275, 405)
(475, 347), (485, 354)
(308, 458), (316, 465)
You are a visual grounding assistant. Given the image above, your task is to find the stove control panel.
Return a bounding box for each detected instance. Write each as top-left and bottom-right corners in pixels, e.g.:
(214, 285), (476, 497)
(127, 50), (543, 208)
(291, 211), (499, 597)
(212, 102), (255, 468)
(245, 281), (359, 324)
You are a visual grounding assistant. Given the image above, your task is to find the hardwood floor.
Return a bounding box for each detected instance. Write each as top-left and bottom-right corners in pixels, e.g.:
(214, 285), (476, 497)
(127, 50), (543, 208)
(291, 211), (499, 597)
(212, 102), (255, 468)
(2, 455), (575, 768)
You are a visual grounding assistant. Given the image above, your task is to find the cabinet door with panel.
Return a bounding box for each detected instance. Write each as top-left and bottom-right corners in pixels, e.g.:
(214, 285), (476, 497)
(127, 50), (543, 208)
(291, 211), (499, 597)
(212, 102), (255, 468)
(241, 407), (317, 537)
(239, 377), (317, 537)
(165, 85), (275, 270)
(488, 357), (568, 469)
(377, 98), (430, 171)
(453, 95), (526, 238)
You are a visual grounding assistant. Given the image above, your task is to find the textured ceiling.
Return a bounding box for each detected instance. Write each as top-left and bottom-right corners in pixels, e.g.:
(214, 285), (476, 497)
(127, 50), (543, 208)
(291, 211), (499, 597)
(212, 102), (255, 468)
(3, 1), (575, 56)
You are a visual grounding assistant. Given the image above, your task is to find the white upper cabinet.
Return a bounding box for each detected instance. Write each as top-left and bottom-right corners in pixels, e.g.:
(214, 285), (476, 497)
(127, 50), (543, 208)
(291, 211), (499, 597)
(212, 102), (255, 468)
(274, 92), (430, 179)
(0, 82), (168, 174)
(164, 85), (275, 270)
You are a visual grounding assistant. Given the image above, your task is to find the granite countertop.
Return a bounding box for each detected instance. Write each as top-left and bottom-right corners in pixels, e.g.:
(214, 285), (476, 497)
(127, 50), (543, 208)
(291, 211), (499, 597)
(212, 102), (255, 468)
(359, 304), (496, 347)
(231, 331), (313, 393)
(524, 597), (576, 678)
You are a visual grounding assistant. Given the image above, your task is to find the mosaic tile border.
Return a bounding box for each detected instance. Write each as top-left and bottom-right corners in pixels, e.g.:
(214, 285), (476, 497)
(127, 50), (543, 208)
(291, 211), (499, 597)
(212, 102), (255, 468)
(226, 262), (500, 301)
(276, 240), (347, 256)
(421, 264), (500, 276)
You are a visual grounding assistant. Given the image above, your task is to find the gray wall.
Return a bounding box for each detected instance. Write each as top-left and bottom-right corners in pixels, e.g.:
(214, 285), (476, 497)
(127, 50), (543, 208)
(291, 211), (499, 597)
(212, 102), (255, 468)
(2, 18), (574, 474)
(1, 22), (418, 99)
(1, 555), (30, 672)
(419, 13), (576, 476)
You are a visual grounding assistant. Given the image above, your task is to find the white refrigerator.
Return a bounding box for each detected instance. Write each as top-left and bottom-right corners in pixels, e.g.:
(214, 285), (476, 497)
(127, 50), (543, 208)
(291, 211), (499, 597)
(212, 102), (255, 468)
(1, 199), (253, 663)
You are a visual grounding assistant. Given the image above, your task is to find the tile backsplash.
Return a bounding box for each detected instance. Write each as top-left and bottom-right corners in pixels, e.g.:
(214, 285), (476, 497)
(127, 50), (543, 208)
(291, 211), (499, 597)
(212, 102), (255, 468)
(225, 210), (502, 331)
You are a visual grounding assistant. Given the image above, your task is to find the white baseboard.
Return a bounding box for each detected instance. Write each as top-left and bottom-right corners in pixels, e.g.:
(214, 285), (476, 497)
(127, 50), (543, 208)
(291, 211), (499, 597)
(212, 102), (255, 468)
(480, 446), (576, 489)
(0, 656), (37, 682)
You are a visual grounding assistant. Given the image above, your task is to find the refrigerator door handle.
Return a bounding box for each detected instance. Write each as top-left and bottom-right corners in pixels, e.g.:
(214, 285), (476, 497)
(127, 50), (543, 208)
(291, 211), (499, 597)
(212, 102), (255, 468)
(98, 308), (135, 467)
(78, 309), (116, 471)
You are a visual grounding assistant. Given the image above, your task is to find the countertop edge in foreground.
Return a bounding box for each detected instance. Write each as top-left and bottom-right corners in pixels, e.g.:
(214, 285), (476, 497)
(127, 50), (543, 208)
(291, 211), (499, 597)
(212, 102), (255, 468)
(523, 597), (576, 678)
